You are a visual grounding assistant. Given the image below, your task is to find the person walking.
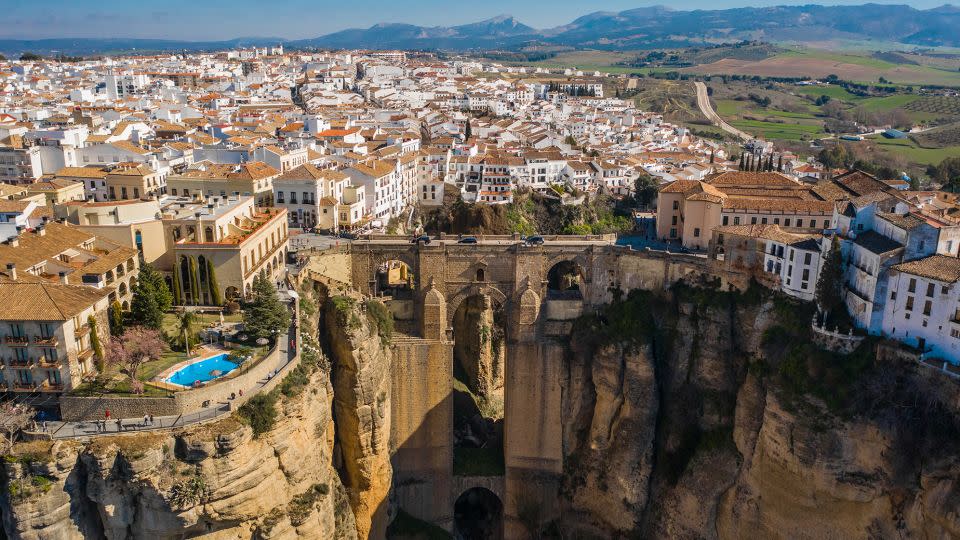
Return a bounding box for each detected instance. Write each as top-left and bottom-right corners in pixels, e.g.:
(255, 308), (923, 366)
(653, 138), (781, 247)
(116, 418), (122, 432)
(104, 409), (111, 421)
(149, 414), (154, 426)
(143, 414), (149, 427)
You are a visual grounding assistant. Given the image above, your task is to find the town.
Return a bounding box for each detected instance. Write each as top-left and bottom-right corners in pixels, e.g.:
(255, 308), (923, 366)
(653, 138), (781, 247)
(0, 46), (959, 411)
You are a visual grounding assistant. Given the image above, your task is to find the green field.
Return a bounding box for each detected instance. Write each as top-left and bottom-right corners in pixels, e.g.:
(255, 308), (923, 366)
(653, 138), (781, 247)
(857, 94), (921, 112)
(729, 119), (824, 140)
(869, 136), (960, 165)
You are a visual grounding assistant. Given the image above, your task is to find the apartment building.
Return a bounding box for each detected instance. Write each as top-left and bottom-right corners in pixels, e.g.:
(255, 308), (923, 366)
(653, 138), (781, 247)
(882, 255), (960, 359)
(0, 137), (44, 184)
(58, 198), (169, 267)
(0, 273), (111, 395)
(168, 162), (279, 207)
(0, 221), (139, 309)
(345, 160), (402, 220)
(274, 164), (350, 230)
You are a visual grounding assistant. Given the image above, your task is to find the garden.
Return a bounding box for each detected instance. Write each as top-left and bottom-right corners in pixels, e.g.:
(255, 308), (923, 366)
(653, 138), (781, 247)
(70, 265), (291, 398)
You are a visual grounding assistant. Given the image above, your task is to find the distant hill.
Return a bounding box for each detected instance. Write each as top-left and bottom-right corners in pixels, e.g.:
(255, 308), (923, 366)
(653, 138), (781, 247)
(4, 4), (960, 56)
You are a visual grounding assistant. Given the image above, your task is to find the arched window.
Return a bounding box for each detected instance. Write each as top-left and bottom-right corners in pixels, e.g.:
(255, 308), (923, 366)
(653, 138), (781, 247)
(476, 268), (485, 282)
(204, 227), (214, 243)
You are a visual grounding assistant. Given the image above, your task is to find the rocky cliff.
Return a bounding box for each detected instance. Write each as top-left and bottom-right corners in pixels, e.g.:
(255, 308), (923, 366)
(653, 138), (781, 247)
(0, 366), (355, 540)
(557, 284), (960, 539)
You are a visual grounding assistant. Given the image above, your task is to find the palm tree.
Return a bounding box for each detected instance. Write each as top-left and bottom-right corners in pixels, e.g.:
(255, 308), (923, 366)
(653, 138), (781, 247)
(176, 309), (198, 356)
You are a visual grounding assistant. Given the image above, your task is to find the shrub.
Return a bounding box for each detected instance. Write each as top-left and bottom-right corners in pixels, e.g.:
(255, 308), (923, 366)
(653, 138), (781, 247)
(169, 474), (208, 509)
(364, 300), (394, 345)
(238, 391), (279, 437)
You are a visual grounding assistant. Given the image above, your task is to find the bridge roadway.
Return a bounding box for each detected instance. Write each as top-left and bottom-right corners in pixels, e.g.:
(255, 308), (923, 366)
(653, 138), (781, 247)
(352, 233), (617, 248)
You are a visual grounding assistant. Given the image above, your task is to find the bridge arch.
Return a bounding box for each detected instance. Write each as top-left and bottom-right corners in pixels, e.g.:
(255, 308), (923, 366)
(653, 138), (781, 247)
(446, 284), (508, 329)
(454, 486), (503, 540)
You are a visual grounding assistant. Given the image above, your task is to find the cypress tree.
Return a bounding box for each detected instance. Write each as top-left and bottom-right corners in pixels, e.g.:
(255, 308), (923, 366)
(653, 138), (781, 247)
(815, 236), (845, 319)
(207, 258), (222, 306)
(109, 300), (124, 336)
(188, 257), (200, 305)
(739, 154), (745, 171)
(777, 155), (784, 172)
(130, 264), (171, 329)
(172, 264), (183, 306)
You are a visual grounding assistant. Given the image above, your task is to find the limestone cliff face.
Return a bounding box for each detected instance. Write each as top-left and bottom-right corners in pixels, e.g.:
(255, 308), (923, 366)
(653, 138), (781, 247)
(323, 296), (393, 540)
(1, 367), (356, 540)
(558, 290), (960, 539)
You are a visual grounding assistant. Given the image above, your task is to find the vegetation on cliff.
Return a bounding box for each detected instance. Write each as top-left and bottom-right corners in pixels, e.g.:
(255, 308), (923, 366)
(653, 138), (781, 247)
(421, 189), (634, 236)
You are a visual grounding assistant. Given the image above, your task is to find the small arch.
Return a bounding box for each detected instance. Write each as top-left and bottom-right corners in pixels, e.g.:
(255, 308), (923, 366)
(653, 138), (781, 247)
(126, 259), (135, 271)
(204, 226), (214, 243)
(475, 268), (485, 282)
(547, 260), (585, 299)
(225, 286), (239, 300)
(118, 282), (128, 296)
(376, 259), (414, 297)
(454, 487), (503, 540)
(121, 300), (129, 311)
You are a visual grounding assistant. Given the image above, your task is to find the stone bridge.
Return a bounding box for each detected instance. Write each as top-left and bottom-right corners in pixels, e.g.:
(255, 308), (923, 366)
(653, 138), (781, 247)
(309, 235), (728, 536)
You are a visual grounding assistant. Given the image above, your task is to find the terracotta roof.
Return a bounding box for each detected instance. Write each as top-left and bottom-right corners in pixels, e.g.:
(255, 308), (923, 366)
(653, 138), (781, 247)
(0, 276), (109, 321)
(892, 254), (960, 283)
(832, 170), (889, 198)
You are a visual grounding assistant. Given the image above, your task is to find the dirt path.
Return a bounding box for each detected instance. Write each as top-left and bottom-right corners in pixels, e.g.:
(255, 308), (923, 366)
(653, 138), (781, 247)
(693, 81), (754, 141)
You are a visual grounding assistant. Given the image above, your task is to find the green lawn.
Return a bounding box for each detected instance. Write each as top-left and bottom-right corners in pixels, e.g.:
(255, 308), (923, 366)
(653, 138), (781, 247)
(730, 119), (824, 140)
(870, 136), (960, 165)
(794, 85), (866, 102)
(160, 311), (242, 337)
(857, 94), (921, 112)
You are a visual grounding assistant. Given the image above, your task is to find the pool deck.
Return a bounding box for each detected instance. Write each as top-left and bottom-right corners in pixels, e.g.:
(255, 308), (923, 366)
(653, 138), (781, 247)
(153, 346), (228, 385)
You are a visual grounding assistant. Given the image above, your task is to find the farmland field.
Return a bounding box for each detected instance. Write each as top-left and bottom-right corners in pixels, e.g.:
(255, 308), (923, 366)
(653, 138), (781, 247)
(686, 49), (960, 86)
(868, 136), (960, 165)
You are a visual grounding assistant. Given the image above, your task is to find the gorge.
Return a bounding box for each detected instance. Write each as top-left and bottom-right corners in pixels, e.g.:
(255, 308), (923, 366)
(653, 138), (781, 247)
(2, 239), (959, 539)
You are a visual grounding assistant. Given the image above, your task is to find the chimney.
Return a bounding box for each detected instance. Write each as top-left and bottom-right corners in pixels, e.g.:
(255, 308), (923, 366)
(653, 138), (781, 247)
(59, 271), (68, 285)
(8, 236), (18, 248)
(6, 263), (16, 280)
(36, 226), (45, 237)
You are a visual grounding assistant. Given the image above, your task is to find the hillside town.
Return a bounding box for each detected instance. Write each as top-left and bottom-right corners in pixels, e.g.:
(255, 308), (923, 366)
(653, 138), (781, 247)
(0, 46), (959, 410)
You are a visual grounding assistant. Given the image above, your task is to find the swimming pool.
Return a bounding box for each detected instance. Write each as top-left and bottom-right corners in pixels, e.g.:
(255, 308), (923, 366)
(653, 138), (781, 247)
(165, 354), (238, 387)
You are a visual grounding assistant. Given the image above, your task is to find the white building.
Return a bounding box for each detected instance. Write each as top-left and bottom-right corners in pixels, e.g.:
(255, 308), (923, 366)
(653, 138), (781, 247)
(882, 255), (960, 362)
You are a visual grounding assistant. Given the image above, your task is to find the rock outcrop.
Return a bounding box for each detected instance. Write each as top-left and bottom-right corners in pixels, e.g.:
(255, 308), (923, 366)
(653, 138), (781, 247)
(1, 366), (355, 540)
(323, 295), (394, 540)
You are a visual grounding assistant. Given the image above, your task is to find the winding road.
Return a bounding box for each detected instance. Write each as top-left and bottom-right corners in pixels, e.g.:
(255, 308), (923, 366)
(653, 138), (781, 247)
(693, 81), (754, 141)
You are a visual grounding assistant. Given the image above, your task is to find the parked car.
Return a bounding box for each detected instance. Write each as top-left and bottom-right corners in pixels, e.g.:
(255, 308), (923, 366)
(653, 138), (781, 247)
(457, 236), (478, 244)
(411, 235), (431, 245)
(525, 235), (545, 246)
(338, 231), (359, 240)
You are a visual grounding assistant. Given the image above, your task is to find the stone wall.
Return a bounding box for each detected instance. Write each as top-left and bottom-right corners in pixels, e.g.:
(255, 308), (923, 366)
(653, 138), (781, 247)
(59, 346), (284, 421)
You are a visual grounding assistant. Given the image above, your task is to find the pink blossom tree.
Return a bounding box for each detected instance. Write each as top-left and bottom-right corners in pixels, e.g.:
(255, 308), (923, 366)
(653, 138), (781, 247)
(0, 402), (34, 453)
(107, 326), (166, 394)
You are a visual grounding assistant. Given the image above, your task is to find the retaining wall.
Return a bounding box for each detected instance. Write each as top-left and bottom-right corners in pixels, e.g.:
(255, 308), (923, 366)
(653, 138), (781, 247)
(59, 346), (284, 421)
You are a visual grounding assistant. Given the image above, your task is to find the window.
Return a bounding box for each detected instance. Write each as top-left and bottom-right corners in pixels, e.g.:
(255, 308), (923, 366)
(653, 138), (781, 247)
(804, 253), (812, 265)
(785, 219), (791, 227)
(722, 216), (729, 226)
(923, 300), (932, 316)
(796, 219), (803, 227)
(823, 220), (830, 228)
(693, 228), (700, 238)
(891, 291), (897, 301)
(9, 323), (24, 337)
(802, 269), (810, 281)
(906, 296), (914, 311)
(734, 217), (740, 225)
(761, 218), (767, 224)
(672, 216), (678, 225)
(943, 285), (950, 295)
(277, 191), (285, 203)
(919, 240), (926, 251)
(672, 200), (679, 210)
(927, 283), (935, 298)
(908, 279), (917, 293)
(669, 228), (677, 238)
(290, 193), (297, 204)
(774, 218), (780, 225)
(751, 217), (757, 225)
(789, 249), (795, 261)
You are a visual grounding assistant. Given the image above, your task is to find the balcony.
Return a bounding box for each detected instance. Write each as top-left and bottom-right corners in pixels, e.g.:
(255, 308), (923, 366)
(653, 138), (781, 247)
(12, 381), (35, 391)
(5, 335), (28, 346)
(33, 335), (58, 346)
(7, 357), (32, 367)
(37, 356), (62, 369)
(39, 381), (64, 392)
(78, 348), (94, 361)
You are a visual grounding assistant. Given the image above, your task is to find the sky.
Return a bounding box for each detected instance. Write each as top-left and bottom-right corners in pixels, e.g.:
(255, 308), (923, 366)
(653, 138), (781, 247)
(2, 0), (953, 41)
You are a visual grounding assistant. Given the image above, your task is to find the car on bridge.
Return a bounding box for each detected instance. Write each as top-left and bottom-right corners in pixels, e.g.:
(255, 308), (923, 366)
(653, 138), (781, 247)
(410, 235), (431, 245)
(524, 235), (545, 246)
(457, 236), (478, 244)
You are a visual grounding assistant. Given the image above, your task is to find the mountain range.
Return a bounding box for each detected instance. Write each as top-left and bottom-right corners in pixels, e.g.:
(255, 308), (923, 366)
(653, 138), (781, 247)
(3, 4), (960, 56)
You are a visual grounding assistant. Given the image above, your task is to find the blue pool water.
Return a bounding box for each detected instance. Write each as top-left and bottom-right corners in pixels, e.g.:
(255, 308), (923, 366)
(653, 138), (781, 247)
(165, 354), (238, 387)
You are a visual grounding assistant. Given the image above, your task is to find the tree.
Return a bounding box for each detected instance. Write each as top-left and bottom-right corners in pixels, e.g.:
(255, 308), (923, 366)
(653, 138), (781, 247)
(815, 236), (845, 318)
(464, 121), (472, 142)
(777, 155), (784, 172)
(175, 310), (198, 356)
(88, 315), (105, 371)
(738, 153), (745, 171)
(206, 259), (222, 306)
(243, 273), (291, 342)
(19, 52), (42, 61)
(0, 403), (33, 454)
(106, 326), (166, 394)
(188, 257), (200, 305)
(109, 300), (124, 336)
(130, 264), (172, 329)
(172, 265), (183, 306)
(633, 172), (659, 208)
